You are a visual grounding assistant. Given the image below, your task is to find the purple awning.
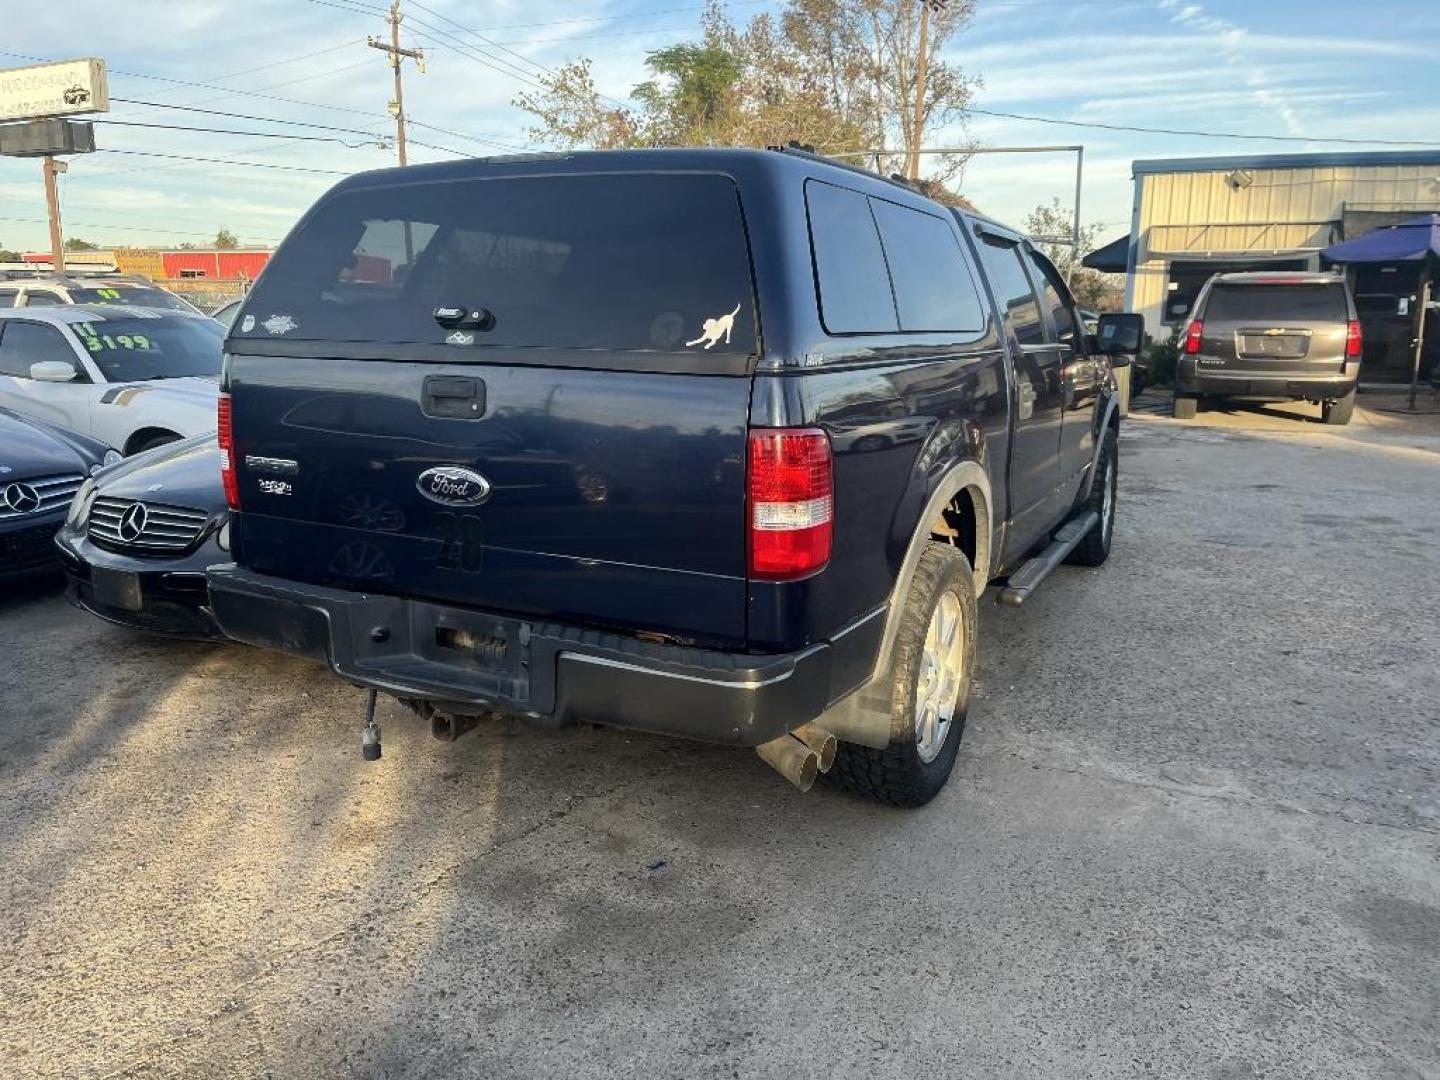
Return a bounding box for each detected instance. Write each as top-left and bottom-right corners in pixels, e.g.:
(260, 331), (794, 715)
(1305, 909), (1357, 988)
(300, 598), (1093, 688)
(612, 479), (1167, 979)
(1321, 214), (1440, 264)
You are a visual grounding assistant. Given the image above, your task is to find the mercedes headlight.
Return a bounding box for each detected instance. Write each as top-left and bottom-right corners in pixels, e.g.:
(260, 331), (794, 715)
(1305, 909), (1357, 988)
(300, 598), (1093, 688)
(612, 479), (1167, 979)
(88, 449), (124, 476)
(66, 478), (98, 527)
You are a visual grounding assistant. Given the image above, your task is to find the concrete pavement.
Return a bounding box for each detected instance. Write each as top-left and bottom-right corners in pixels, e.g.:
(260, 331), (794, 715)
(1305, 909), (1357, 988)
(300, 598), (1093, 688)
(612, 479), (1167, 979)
(1, 398), (1437, 1079)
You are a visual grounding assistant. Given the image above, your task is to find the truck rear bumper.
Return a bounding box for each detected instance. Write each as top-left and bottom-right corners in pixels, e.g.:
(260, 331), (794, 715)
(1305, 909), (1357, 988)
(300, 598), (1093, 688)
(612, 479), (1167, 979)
(1178, 359), (1359, 399)
(206, 564), (837, 747)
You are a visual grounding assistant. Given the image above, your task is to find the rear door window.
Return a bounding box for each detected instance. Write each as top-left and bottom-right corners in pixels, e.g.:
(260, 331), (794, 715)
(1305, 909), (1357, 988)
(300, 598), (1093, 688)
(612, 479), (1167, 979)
(0, 289), (17, 308)
(869, 198), (984, 332)
(236, 172), (758, 358)
(22, 291), (61, 306)
(805, 180), (898, 334)
(974, 237), (1044, 346)
(1203, 284), (1348, 322)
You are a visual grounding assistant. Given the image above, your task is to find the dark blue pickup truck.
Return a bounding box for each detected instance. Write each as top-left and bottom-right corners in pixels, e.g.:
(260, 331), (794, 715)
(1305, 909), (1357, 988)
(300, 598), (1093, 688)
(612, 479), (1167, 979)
(207, 147), (1141, 806)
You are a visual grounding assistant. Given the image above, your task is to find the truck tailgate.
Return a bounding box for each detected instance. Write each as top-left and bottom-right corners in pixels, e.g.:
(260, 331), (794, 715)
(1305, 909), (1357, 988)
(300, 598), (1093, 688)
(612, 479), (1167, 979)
(229, 355), (750, 646)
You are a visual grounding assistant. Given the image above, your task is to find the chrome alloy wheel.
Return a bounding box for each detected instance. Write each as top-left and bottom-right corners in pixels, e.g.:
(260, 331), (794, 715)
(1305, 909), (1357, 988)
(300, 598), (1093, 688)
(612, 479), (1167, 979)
(915, 590), (966, 763)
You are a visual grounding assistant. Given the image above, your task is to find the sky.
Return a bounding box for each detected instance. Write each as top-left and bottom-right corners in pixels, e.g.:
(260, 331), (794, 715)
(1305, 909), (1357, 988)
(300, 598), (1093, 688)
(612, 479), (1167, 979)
(2, 0), (1438, 256)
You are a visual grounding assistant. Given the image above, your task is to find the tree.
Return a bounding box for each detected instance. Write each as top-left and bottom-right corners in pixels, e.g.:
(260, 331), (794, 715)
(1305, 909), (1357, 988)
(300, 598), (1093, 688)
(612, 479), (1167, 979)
(64, 237), (99, 251)
(213, 228), (240, 250)
(1024, 197), (1123, 312)
(0, 241), (20, 262)
(514, 0), (978, 180)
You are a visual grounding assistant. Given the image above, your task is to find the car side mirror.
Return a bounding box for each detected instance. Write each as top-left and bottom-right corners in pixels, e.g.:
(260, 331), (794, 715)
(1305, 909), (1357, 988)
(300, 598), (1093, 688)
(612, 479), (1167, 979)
(1097, 313), (1145, 368)
(30, 360), (79, 382)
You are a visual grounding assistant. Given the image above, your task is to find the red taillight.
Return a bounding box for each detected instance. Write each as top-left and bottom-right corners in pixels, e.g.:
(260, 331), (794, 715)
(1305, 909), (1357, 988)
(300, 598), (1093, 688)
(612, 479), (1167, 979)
(1183, 319), (1204, 354)
(217, 392), (239, 511)
(747, 428), (833, 581)
(1345, 319), (1363, 359)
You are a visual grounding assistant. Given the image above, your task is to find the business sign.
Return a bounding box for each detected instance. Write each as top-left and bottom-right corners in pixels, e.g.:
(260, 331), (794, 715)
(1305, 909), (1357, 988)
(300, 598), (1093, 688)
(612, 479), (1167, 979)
(0, 58), (109, 123)
(0, 118), (95, 157)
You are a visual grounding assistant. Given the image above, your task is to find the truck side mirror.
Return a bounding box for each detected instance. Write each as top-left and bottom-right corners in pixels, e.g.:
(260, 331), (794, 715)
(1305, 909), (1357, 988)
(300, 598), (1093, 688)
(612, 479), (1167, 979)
(30, 360), (79, 382)
(1097, 313), (1145, 367)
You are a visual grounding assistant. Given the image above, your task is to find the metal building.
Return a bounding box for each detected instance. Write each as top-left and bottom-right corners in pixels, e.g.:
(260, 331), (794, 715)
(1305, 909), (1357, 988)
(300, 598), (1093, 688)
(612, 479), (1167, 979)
(1121, 150), (1440, 378)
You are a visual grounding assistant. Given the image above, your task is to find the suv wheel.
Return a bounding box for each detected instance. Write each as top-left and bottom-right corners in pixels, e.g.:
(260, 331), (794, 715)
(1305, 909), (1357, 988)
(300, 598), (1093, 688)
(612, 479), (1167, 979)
(828, 543), (975, 807)
(1173, 394), (1198, 420)
(1322, 388), (1355, 426)
(1066, 427), (1117, 567)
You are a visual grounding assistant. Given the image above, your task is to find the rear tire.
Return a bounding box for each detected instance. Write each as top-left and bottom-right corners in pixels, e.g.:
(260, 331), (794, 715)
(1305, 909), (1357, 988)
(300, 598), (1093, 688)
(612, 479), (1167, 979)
(828, 543), (976, 808)
(1172, 394), (1197, 419)
(1067, 426), (1117, 568)
(1322, 388), (1355, 426)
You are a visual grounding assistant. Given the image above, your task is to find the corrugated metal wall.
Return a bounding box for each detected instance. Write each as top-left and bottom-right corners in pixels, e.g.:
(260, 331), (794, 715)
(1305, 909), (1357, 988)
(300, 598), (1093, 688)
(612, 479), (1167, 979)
(1130, 163), (1440, 330)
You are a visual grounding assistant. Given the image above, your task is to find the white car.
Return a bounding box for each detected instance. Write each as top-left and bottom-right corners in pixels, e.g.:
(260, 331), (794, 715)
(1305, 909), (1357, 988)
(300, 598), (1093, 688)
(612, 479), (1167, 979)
(0, 306), (224, 455)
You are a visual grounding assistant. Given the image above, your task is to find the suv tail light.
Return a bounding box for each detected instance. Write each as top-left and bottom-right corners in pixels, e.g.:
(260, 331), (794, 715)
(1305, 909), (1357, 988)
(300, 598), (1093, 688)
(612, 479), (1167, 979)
(1183, 319), (1204, 354)
(747, 428), (832, 581)
(217, 392), (239, 511)
(1345, 319), (1363, 359)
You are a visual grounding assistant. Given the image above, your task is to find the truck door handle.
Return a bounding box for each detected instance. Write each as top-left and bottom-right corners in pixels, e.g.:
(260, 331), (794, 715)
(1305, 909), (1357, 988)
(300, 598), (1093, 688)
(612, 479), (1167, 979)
(422, 375), (486, 419)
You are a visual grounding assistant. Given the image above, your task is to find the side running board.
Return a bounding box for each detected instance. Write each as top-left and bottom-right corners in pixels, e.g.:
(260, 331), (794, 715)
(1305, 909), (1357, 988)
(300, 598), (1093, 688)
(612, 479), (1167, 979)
(997, 510), (1100, 608)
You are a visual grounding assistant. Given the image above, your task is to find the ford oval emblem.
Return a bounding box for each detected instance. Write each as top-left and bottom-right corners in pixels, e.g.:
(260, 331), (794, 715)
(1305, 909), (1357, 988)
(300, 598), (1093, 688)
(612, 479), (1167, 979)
(417, 466), (492, 506)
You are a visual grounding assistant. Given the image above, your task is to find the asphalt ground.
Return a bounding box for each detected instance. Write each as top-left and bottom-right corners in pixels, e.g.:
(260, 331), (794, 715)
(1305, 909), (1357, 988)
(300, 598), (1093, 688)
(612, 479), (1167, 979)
(2, 392), (1437, 1079)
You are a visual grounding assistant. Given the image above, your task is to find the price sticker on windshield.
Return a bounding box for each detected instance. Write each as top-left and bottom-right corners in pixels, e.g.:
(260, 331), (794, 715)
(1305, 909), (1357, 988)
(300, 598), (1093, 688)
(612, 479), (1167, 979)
(74, 324), (152, 352)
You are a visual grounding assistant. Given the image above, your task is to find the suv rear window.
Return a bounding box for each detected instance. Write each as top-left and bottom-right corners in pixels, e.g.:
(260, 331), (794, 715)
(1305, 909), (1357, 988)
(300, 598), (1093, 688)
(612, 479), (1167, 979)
(1204, 283), (1347, 322)
(236, 172), (757, 356)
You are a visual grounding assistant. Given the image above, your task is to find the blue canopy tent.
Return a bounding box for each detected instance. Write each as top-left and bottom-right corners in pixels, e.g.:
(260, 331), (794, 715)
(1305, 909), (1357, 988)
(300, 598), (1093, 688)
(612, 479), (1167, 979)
(1320, 214), (1439, 404)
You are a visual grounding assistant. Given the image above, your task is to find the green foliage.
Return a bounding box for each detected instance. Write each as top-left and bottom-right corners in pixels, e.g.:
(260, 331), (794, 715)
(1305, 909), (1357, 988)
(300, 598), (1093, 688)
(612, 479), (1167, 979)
(0, 242), (21, 262)
(213, 228), (240, 250)
(514, 0), (978, 179)
(633, 44), (744, 142)
(1024, 197), (1123, 311)
(64, 237), (99, 251)
(1146, 332), (1180, 387)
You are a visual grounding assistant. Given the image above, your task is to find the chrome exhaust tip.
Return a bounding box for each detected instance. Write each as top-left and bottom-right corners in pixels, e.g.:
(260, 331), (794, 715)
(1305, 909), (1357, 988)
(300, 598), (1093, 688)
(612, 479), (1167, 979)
(756, 733), (819, 792)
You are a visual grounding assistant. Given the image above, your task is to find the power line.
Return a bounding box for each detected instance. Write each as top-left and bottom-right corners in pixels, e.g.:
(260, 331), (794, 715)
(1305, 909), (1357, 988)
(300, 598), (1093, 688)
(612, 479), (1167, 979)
(0, 214), (284, 244)
(2, 48), (527, 156)
(94, 149), (353, 175)
(0, 49), (395, 123)
(968, 106), (1440, 148)
(110, 98), (391, 142)
(480, 0), (771, 31)
(90, 118), (380, 147)
(303, 0), (552, 95)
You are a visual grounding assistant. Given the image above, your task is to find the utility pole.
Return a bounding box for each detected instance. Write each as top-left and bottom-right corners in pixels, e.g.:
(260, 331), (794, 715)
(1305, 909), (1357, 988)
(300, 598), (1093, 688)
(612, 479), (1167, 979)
(42, 155), (67, 271)
(908, 0), (945, 181)
(367, 1), (424, 166)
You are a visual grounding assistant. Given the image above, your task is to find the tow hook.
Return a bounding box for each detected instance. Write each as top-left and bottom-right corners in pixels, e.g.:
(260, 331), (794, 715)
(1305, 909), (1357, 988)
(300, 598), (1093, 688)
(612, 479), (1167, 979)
(361, 689), (382, 761)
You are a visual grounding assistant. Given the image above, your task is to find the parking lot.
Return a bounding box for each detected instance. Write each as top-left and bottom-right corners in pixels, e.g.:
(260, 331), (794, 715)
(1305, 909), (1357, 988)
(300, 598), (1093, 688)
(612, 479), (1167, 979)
(2, 396), (1438, 1079)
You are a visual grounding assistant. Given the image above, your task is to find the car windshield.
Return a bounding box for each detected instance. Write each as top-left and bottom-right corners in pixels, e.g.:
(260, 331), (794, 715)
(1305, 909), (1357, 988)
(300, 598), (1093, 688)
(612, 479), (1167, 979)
(68, 316), (224, 381)
(66, 285), (193, 312)
(1205, 283), (1347, 322)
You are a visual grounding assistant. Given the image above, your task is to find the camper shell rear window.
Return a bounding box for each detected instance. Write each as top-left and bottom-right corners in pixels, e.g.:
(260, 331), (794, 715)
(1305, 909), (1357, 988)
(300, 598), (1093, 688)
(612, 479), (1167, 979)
(234, 171), (758, 359)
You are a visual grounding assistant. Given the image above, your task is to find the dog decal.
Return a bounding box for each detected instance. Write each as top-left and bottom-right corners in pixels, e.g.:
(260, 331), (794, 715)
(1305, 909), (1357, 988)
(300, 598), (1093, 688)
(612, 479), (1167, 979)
(685, 302), (741, 350)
